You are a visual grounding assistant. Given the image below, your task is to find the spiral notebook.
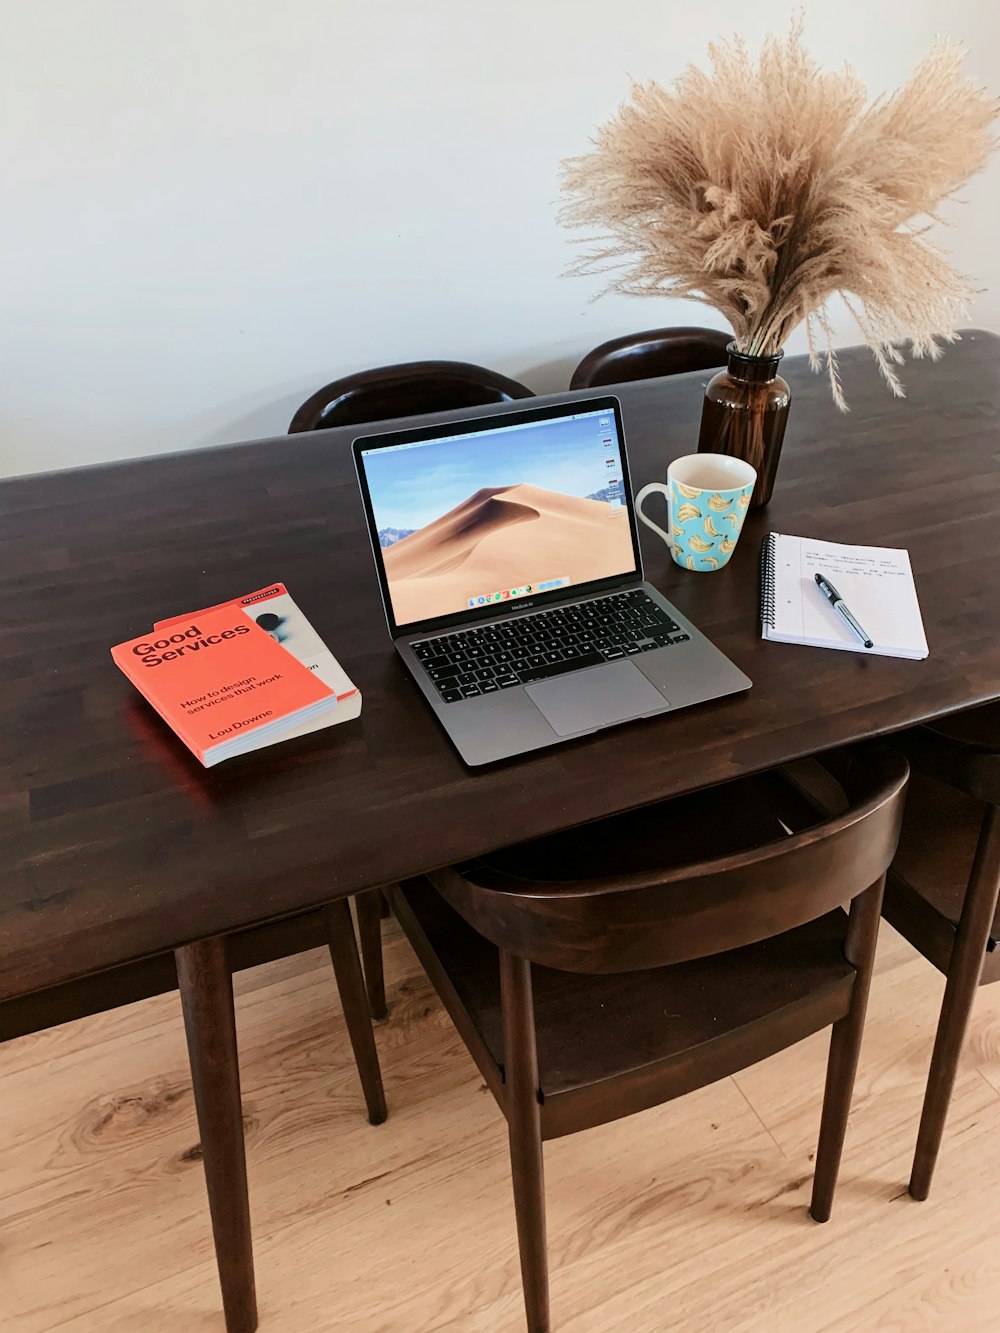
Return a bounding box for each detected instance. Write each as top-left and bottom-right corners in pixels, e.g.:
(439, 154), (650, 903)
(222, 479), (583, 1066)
(760, 533), (928, 659)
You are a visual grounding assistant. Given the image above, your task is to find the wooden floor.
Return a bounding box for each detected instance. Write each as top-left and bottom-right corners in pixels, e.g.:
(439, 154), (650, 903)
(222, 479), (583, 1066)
(4, 915), (1000, 1332)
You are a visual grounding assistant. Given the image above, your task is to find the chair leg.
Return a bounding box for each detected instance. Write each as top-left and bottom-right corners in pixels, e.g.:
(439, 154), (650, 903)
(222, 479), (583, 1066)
(176, 936), (257, 1333)
(810, 876), (886, 1223)
(910, 804), (1000, 1200)
(356, 890), (388, 1020)
(500, 950), (549, 1333)
(324, 899), (388, 1126)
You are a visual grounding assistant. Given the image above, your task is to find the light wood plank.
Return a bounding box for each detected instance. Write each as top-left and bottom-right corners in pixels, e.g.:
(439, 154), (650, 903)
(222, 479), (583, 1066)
(3, 920), (1000, 1331)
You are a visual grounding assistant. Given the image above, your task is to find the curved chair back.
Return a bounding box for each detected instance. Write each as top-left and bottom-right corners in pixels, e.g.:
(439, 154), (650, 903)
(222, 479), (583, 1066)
(892, 703), (1000, 806)
(430, 749), (908, 974)
(288, 360), (535, 432)
(569, 326), (732, 390)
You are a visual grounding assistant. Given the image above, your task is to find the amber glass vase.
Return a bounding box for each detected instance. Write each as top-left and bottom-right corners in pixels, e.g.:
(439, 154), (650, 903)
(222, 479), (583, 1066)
(697, 343), (791, 508)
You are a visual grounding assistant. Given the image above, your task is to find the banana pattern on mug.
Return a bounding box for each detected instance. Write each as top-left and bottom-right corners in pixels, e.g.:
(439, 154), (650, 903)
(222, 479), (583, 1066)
(667, 480), (754, 572)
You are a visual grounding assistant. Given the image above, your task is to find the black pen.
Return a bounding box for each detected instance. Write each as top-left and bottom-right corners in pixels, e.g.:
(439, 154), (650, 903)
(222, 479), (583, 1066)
(814, 572), (874, 649)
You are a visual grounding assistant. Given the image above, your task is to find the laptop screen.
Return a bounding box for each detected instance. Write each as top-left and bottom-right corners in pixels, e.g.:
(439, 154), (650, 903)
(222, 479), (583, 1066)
(357, 403), (639, 631)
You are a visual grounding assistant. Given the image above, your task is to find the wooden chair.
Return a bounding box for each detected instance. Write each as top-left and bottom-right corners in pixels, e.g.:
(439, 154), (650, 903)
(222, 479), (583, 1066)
(288, 360), (535, 433)
(569, 326), (732, 390)
(387, 749), (908, 1332)
(882, 702), (1000, 1200)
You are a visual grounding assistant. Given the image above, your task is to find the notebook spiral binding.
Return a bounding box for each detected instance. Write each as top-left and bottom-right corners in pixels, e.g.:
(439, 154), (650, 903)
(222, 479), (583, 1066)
(760, 532), (777, 629)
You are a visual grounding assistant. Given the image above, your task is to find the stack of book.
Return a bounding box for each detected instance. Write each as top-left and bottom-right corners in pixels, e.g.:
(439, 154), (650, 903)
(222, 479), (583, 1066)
(112, 583), (361, 766)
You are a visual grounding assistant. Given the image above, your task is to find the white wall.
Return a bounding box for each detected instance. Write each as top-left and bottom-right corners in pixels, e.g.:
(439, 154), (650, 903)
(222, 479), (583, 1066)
(3, 0), (998, 478)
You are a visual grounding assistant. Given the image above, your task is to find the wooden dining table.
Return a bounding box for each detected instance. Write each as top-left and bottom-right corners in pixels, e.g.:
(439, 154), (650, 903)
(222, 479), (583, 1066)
(2, 330), (1000, 1331)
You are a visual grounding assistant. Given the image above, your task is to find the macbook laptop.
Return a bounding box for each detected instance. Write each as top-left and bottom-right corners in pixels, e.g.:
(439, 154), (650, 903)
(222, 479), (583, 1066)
(354, 395), (751, 766)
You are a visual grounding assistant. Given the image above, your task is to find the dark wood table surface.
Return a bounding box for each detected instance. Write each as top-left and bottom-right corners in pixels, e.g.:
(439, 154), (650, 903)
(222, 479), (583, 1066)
(4, 332), (1000, 1007)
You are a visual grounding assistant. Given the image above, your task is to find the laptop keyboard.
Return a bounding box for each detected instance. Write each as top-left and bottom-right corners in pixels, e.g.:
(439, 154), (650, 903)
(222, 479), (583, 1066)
(411, 589), (689, 703)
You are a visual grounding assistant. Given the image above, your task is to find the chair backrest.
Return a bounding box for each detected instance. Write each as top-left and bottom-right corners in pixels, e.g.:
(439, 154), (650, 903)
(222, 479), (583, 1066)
(894, 704), (1000, 806)
(569, 326), (732, 391)
(288, 360), (535, 433)
(428, 748), (908, 974)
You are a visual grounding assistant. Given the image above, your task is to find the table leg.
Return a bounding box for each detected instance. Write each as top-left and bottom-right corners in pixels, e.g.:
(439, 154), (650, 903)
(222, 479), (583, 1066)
(176, 935), (257, 1333)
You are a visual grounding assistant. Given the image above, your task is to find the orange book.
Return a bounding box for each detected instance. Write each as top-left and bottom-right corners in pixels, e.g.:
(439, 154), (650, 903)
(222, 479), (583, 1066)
(153, 583), (359, 702)
(111, 603), (338, 767)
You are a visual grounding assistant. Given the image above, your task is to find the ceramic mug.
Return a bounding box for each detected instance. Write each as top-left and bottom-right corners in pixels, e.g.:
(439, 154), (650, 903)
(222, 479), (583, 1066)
(635, 454), (756, 572)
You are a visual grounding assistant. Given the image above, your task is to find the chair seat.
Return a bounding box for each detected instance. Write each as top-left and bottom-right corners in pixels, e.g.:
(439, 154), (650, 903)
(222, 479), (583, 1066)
(884, 770), (1000, 982)
(480, 764), (839, 883)
(397, 880), (854, 1140)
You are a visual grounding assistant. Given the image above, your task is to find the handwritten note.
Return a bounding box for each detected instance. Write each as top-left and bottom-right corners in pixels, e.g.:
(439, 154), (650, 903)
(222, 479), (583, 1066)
(764, 534), (928, 659)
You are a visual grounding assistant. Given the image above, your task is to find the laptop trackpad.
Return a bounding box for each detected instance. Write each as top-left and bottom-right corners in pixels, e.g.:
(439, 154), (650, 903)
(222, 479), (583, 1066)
(526, 660), (670, 737)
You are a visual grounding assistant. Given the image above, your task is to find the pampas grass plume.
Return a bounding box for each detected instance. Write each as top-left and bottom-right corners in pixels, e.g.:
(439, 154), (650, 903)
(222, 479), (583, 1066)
(561, 24), (999, 407)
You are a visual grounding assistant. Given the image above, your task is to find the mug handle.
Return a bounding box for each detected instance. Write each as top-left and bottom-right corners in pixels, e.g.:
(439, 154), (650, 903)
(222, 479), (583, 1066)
(634, 482), (673, 549)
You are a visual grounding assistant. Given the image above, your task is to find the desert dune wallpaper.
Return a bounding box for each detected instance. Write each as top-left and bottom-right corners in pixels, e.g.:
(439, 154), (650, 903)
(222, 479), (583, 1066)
(383, 482), (633, 624)
(363, 413), (636, 624)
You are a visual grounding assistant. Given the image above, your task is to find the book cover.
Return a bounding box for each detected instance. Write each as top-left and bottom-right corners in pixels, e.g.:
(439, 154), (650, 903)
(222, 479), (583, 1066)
(111, 603), (336, 764)
(153, 583), (358, 701)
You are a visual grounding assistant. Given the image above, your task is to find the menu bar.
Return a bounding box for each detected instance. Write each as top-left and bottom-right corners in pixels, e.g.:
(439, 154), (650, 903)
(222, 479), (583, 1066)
(364, 410), (609, 454)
